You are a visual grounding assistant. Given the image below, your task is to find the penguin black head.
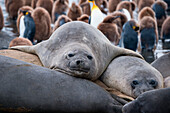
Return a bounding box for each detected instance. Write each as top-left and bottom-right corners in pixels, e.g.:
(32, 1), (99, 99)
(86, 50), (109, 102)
(129, 20), (139, 32)
(20, 10), (31, 16)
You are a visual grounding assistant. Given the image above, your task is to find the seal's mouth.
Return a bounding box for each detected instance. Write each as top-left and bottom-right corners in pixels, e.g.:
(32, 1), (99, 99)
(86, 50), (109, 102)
(69, 67), (89, 73)
(50, 66), (89, 76)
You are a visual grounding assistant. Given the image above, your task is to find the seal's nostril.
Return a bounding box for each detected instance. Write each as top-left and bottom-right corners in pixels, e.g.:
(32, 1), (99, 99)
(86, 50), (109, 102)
(76, 60), (81, 65)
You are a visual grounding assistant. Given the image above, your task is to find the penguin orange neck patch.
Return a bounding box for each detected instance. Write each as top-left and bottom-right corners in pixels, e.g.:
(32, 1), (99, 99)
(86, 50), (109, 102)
(92, 1), (98, 10)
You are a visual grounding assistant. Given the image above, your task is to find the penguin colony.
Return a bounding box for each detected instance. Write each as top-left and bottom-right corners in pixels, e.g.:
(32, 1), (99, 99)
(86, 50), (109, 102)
(3, 0), (170, 55)
(0, 0), (170, 113)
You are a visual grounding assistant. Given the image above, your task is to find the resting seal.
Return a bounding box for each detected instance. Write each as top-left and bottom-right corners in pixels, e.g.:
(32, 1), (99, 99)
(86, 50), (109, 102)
(0, 55), (123, 113)
(122, 88), (170, 113)
(151, 52), (170, 78)
(101, 56), (163, 98)
(10, 21), (142, 80)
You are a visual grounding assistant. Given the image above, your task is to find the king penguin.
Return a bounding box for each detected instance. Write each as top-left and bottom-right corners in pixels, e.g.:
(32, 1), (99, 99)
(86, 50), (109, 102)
(19, 10), (36, 44)
(119, 20), (139, 51)
(88, 0), (106, 28)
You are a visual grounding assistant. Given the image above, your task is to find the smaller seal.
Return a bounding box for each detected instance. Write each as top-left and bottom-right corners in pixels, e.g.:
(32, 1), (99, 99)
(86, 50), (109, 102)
(101, 56), (164, 98)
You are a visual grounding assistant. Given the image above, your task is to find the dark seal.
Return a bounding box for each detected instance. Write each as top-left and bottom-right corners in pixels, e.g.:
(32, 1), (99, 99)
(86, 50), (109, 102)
(122, 88), (170, 113)
(0, 55), (122, 113)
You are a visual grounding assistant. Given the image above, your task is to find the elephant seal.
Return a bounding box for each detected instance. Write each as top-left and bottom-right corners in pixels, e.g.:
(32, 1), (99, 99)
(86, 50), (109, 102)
(101, 56), (164, 98)
(151, 52), (170, 78)
(122, 88), (170, 113)
(0, 55), (123, 113)
(10, 21), (143, 80)
(165, 76), (170, 88)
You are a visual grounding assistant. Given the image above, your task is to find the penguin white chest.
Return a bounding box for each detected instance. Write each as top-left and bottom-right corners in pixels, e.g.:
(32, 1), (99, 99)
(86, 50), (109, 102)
(91, 9), (105, 28)
(19, 15), (26, 38)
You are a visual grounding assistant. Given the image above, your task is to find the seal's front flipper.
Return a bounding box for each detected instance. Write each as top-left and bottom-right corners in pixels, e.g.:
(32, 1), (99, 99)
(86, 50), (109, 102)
(9, 45), (36, 55)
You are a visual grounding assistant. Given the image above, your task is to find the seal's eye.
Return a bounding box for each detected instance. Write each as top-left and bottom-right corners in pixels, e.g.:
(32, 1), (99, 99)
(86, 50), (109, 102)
(87, 55), (93, 60)
(68, 53), (74, 57)
(132, 80), (139, 85)
(131, 80), (139, 89)
(149, 80), (157, 88)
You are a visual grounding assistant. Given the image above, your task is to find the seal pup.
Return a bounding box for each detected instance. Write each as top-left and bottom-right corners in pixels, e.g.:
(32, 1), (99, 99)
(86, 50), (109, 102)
(101, 56), (163, 98)
(10, 21), (143, 80)
(122, 88), (170, 113)
(0, 55), (123, 113)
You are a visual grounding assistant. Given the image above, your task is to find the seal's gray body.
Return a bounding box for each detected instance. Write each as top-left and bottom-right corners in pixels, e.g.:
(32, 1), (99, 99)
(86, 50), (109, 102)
(0, 55), (122, 113)
(101, 56), (163, 98)
(122, 88), (170, 113)
(152, 53), (170, 78)
(11, 21), (142, 80)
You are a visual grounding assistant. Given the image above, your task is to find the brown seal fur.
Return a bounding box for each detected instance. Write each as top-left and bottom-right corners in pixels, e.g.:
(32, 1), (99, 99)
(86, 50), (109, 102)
(9, 37), (33, 47)
(67, 2), (83, 21)
(77, 14), (89, 23)
(116, 1), (136, 19)
(138, 0), (155, 11)
(52, 0), (69, 23)
(53, 15), (72, 32)
(0, 6), (4, 31)
(108, 0), (121, 13)
(5, 0), (24, 19)
(97, 15), (121, 45)
(16, 6), (34, 33)
(36, 0), (54, 17)
(32, 7), (52, 42)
